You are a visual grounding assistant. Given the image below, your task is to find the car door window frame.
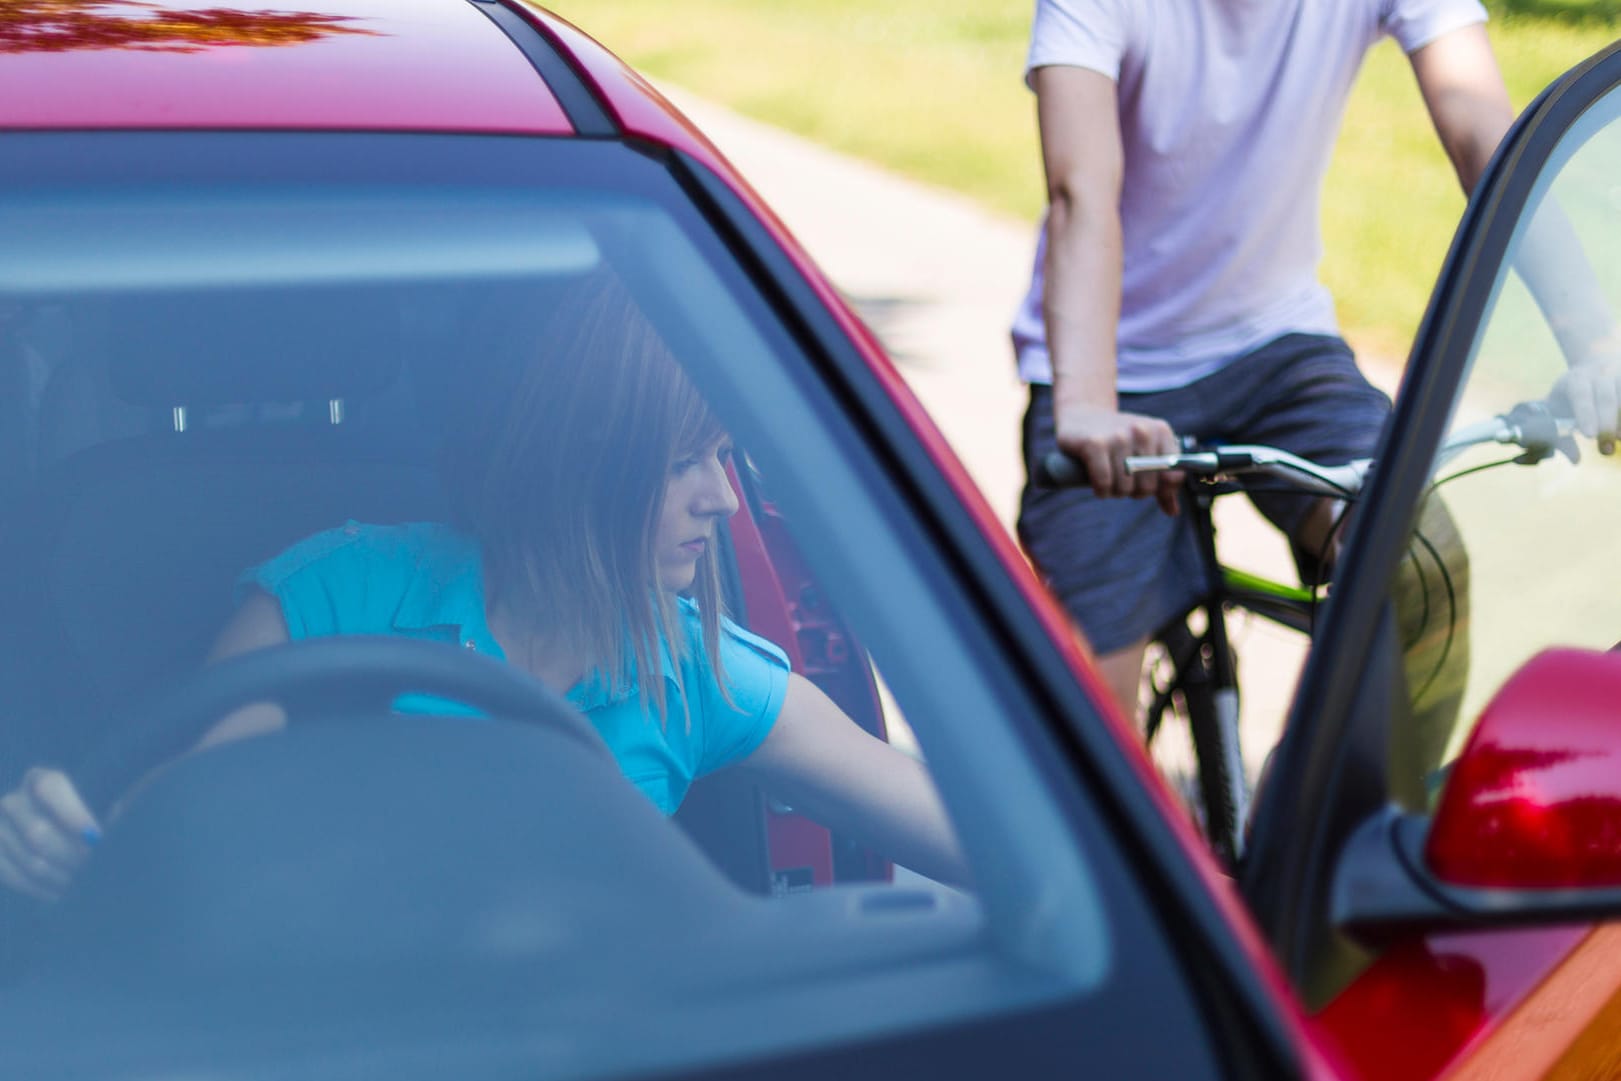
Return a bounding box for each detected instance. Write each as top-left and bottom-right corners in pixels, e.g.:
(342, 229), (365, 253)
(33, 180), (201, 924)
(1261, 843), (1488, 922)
(1242, 39), (1621, 993)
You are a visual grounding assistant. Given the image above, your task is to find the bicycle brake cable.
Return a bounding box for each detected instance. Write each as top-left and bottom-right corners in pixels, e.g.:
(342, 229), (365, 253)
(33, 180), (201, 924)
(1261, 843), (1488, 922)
(1397, 452), (1527, 706)
(1400, 536), (1433, 653)
(1273, 458), (1359, 498)
(1406, 525), (1458, 706)
(1433, 453), (1526, 490)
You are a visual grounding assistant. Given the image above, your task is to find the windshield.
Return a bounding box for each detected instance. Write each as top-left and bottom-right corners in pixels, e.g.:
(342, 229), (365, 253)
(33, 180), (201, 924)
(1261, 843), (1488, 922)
(1394, 86), (1621, 802)
(0, 132), (1159, 1078)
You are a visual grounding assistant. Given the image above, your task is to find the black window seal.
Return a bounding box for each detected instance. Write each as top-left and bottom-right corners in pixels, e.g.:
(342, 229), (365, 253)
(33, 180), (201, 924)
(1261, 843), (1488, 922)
(466, 0), (619, 137)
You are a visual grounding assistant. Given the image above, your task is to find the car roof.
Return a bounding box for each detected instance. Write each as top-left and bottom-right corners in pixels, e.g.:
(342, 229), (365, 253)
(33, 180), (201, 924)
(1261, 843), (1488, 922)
(0, 0), (752, 210)
(0, 0), (576, 133)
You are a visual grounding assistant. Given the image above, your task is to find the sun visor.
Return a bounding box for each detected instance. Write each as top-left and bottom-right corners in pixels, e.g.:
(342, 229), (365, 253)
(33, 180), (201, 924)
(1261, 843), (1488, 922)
(0, 186), (605, 409)
(0, 189), (603, 297)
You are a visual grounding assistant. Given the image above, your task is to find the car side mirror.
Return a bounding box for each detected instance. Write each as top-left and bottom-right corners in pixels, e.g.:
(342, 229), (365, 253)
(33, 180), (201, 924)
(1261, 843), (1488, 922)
(1427, 648), (1621, 889)
(1332, 648), (1621, 940)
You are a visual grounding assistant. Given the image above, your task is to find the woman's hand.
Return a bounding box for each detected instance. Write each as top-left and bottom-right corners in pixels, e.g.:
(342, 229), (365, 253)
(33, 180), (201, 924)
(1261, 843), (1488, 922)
(0, 592), (284, 904)
(0, 768), (100, 901)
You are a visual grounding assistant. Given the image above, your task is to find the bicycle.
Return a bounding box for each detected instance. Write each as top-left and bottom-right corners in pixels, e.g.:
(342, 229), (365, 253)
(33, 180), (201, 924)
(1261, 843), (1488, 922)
(1036, 400), (1575, 870)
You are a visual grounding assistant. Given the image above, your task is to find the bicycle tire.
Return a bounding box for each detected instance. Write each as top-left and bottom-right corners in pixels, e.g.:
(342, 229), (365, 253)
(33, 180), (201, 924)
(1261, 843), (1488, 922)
(1143, 620), (1245, 868)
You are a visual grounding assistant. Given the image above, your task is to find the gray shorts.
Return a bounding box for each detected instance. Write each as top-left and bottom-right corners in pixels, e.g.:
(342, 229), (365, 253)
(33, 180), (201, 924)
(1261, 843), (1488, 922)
(1017, 333), (1391, 655)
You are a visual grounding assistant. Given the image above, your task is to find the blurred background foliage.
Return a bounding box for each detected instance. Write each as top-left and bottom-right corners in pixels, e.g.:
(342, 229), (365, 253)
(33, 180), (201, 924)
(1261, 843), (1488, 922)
(544, 1), (1617, 360)
(1491, 0), (1620, 21)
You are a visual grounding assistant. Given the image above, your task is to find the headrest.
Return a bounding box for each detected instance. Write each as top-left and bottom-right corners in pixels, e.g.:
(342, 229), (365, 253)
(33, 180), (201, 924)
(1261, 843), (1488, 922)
(34, 431), (449, 725)
(101, 289), (402, 407)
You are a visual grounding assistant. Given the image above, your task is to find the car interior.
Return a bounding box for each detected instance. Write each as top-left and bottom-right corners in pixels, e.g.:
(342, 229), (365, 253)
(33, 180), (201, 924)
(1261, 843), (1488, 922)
(0, 274), (849, 889)
(0, 137), (1142, 1077)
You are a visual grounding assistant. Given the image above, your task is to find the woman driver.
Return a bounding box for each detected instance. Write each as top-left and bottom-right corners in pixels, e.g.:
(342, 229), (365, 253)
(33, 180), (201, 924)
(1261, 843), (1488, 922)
(0, 273), (967, 900)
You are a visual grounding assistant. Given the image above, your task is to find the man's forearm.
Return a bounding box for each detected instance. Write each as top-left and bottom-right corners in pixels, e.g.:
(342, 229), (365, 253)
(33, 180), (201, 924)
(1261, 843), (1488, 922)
(1514, 199), (1618, 365)
(1043, 191), (1123, 418)
(1413, 24), (1617, 370)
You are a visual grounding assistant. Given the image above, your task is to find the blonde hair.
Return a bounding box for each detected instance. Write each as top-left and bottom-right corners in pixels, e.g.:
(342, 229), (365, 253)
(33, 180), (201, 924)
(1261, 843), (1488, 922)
(448, 272), (728, 720)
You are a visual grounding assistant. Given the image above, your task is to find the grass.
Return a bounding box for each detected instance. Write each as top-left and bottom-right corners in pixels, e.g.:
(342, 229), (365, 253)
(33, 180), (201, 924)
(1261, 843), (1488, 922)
(544, 1), (1617, 359)
(544, 2), (1041, 213)
(1327, 16), (1619, 357)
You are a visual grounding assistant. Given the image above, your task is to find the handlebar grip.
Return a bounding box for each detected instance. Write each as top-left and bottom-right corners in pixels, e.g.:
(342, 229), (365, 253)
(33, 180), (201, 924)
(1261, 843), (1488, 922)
(1505, 400), (1561, 451)
(1035, 450), (1089, 488)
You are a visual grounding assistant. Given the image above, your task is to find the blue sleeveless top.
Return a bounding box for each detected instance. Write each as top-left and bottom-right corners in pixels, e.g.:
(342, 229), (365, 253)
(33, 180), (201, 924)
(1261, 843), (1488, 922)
(240, 521), (791, 815)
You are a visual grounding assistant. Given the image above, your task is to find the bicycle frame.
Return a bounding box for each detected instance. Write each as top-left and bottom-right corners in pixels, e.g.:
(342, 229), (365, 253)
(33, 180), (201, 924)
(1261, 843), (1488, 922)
(1144, 480), (1318, 864)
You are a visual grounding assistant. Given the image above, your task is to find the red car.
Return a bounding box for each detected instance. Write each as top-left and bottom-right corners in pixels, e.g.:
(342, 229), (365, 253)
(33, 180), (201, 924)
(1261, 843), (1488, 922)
(2, 3), (1620, 1080)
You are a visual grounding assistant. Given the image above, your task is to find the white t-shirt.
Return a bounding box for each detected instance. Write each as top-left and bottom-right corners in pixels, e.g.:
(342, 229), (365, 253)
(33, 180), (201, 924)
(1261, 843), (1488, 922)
(1013, 0), (1488, 391)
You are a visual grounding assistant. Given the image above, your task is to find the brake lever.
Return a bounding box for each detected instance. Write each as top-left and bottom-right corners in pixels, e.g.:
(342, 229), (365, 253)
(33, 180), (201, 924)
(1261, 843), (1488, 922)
(1504, 400), (1581, 465)
(1556, 432), (1582, 465)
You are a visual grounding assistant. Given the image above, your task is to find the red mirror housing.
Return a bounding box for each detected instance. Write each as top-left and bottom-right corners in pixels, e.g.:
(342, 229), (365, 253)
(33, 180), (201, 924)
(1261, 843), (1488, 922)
(1426, 648), (1621, 889)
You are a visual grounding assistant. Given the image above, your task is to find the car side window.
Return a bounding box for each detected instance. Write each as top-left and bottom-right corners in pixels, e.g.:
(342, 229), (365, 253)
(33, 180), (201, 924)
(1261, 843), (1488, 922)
(1399, 87), (1621, 802)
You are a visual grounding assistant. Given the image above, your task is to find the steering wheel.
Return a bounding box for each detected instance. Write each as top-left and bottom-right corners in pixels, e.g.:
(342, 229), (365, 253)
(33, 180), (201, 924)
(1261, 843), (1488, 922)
(72, 637), (610, 819)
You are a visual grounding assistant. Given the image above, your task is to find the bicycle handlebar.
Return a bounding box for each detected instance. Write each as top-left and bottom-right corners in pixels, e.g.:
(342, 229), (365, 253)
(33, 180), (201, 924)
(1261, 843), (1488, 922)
(1035, 398), (1579, 496)
(1036, 442), (1371, 497)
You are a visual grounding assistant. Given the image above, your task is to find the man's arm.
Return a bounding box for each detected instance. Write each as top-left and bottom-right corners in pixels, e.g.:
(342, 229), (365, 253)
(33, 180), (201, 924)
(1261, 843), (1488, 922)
(1408, 23), (1515, 192)
(1033, 65), (1180, 511)
(1411, 24), (1621, 450)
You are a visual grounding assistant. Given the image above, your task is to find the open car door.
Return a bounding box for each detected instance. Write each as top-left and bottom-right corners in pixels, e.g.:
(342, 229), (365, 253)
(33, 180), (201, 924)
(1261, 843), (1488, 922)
(1242, 38), (1621, 1081)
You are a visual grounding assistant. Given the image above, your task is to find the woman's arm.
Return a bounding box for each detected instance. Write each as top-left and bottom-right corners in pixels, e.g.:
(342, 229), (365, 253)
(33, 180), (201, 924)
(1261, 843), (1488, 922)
(736, 673), (970, 889)
(195, 587), (291, 747)
(0, 589), (290, 899)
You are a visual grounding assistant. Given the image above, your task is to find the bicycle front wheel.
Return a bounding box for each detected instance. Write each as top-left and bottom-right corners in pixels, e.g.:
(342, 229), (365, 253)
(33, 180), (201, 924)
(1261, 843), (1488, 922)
(1142, 619), (1247, 868)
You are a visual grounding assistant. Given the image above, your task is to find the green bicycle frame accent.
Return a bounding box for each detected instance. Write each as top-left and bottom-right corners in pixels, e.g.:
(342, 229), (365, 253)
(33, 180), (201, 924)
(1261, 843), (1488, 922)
(1220, 566), (1322, 604)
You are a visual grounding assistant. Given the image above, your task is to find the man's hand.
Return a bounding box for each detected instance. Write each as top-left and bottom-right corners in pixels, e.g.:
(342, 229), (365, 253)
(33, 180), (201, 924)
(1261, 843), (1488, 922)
(0, 768), (99, 901)
(1551, 344), (1621, 455)
(1054, 402), (1183, 515)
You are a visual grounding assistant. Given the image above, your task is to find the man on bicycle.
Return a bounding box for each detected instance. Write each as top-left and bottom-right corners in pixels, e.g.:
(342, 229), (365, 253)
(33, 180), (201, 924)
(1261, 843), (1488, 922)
(1014, 0), (1609, 756)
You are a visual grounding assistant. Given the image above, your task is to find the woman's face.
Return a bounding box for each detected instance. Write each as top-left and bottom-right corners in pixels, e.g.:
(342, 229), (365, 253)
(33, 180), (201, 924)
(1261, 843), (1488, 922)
(653, 436), (739, 592)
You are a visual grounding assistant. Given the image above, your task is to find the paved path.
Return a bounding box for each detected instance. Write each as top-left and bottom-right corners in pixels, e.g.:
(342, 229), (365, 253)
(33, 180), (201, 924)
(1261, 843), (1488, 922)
(665, 87), (1033, 527)
(664, 86), (1403, 778)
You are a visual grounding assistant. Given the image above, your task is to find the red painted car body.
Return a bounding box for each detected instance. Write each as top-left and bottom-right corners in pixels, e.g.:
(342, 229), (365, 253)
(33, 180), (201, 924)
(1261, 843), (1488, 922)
(1428, 649), (1621, 890)
(0, 0), (571, 132)
(4, 4), (1621, 1081)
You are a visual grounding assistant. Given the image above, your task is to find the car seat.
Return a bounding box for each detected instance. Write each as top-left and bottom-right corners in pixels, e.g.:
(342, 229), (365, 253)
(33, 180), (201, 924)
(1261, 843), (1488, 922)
(0, 287), (442, 779)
